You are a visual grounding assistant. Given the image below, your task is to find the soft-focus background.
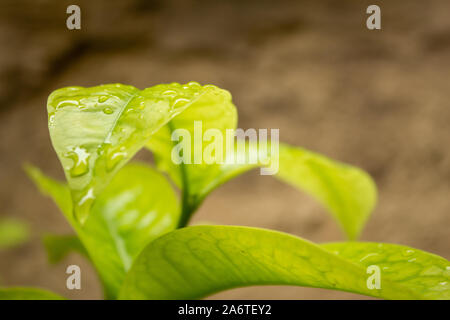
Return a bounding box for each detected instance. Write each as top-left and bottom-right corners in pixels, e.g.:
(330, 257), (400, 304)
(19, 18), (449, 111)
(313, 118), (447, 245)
(0, 0), (449, 299)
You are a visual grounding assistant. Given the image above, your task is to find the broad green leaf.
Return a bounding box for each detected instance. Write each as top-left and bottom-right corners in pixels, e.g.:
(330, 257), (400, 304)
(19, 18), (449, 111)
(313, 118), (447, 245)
(48, 82), (222, 223)
(275, 144), (377, 240)
(43, 234), (88, 264)
(119, 226), (449, 300)
(26, 163), (179, 299)
(0, 287), (64, 300)
(0, 218), (29, 249)
(146, 84), (237, 226)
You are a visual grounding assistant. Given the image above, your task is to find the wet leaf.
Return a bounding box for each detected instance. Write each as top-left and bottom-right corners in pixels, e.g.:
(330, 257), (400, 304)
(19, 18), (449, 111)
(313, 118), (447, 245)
(146, 84), (237, 226)
(48, 83), (221, 223)
(119, 226), (449, 300)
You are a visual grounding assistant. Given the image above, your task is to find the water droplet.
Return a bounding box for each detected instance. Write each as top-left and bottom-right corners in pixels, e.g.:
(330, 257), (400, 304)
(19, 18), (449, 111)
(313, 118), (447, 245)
(403, 249), (415, 257)
(56, 100), (79, 109)
(162, 90), (177, 96)
(78, 188), (94, 206)
(103, 107), (113, 114)
(48, 114), (55, 126)
(75, 188), (95, 224)
(187, 81), (201, 88)
(65, 146), (90, 177)
(98, 96), (109, 103)
(106, 147), (127, 171)
(172, 98), (190, 109)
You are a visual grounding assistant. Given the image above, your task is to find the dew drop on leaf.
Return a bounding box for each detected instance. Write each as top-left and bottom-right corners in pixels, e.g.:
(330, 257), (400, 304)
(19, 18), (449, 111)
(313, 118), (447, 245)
(76, 188), (96, 224)
(403, 249), (415, 257)
(172, 98), (190, 109)
(56, 100), (79, 109)
(98, 96), (109, 103)
(103, 107), (114, 114)
(106, 147), (127, 172)
(65, 146), (90, 177)
(162, 90), (177, 97)
(187, 81), (201, 88)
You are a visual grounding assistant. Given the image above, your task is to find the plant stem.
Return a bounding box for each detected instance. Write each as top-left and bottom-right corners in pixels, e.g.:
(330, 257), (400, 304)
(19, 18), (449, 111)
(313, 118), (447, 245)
(177, 191), (199, 228)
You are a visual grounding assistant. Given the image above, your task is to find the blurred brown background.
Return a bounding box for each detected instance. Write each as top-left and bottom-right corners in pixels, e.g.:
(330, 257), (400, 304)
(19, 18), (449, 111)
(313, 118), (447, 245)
(0, 0), (449, 299)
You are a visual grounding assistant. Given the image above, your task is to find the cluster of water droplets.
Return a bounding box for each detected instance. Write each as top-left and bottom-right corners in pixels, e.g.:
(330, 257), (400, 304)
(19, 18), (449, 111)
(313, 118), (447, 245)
(49, 82), (231, 224)
(147, 81), (206, 114)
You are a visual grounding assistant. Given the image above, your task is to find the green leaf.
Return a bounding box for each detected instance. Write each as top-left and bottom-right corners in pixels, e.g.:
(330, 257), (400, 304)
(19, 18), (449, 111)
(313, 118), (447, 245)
(0, 287), (64, 300)
(275, 144), (377, 240)
(148, 132), (376, 238)
(24, 164), (74, 224)
(322, 242), (450, 299)
(48, 82), (221, 223)
(146, 85), (237, 226)
(0, 218), (29, 249)
(43, 234), (88, 264)
(144, 87), (375, 237)
(26, 163), (179, 299)
(50, 82), (375, 238)
(119, 225), (449, 300)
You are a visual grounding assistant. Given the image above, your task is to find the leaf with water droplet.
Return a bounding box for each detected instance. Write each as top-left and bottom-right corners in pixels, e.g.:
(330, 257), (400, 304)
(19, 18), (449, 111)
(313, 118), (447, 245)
(323, 242), (450, 299)
(48, 83), (224, 224)
(119, 226), (450, 300)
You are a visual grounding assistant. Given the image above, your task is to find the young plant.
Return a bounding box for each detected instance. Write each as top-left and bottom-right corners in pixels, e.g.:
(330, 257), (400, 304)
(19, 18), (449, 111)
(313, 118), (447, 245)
(1, 83), (448, 300)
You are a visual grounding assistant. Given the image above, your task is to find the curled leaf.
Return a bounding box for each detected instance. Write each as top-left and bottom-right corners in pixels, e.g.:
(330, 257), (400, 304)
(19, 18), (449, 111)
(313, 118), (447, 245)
(275, 144), (377, 240)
